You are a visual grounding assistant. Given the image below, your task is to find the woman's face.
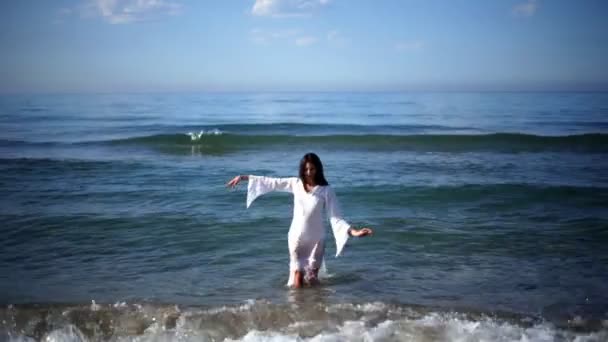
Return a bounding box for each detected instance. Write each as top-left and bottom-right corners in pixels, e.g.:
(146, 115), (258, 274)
(304, 162), (317, 183)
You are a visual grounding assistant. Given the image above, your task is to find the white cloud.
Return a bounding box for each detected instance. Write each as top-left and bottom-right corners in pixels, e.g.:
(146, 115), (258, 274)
(512, 0), (538, 17)
(395, 40), (424, 52)
(81, 0), (182, 24)
(251, 0), (330, 17)
(295, 36), (317, 47)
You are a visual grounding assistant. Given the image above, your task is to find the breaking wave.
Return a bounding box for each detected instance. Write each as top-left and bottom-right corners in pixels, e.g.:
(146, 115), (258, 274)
(1, 301), (606, 342)
(98, 132), (608, 154)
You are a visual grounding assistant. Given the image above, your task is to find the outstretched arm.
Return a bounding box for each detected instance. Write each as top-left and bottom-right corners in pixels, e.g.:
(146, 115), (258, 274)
(326, 187), (374, 256)
(226, 175), (249, 188)
(227, 175), (296, 208)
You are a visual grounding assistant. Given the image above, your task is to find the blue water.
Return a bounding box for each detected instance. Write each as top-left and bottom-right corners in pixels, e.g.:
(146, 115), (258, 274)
(0, 92), (607, 341)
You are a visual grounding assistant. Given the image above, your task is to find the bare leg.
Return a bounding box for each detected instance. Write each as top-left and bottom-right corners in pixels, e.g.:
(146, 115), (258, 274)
(293, 270), (304, 288)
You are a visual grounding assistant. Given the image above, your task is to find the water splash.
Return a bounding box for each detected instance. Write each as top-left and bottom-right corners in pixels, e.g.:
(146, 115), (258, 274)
(186, 129), (223, 141)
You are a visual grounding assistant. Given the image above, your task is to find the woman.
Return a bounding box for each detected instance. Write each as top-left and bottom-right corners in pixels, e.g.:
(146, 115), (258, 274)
(226, 153), (373, 288)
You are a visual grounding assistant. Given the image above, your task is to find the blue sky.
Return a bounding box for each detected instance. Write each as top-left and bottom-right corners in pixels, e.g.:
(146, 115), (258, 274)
(1, 0), (607, 92)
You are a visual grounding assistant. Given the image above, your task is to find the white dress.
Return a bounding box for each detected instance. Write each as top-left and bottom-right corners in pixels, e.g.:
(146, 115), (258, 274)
(246, 175), (351, 286)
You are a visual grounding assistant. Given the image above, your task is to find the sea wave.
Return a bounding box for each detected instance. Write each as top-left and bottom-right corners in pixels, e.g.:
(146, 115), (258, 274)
(92, 132), (608, 154)
(3, 121), (607, 153)
(340, 183), (608, 204)
(1, 301), (606, 342)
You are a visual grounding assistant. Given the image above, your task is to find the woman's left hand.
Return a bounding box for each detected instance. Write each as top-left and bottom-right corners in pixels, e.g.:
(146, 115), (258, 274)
(350, 227), (373, 237)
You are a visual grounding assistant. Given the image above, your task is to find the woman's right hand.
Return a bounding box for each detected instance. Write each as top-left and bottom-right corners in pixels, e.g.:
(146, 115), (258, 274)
(226, 175), (247, 188)
(349, 227), (373, 237)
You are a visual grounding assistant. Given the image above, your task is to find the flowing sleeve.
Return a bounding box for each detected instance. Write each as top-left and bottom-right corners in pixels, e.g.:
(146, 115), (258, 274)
(246, 175), (296, 208)
(325, 186), (351, 257)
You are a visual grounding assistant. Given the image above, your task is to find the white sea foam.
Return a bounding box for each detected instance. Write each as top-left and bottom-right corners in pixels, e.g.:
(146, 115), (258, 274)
(6, 312), (603, 342)
(3, 334), (35, 342)
(41, 325), (87, 342)
(89, 300), (100, 312)
(3, 302), (606, 342)
(224, 315), (606, 342)
(325, 302), (389, 313)
(187, 129), (223, 141)
(113, 301), (128, 308)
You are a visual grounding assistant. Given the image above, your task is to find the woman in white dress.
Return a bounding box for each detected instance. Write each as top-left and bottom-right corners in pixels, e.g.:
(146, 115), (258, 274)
(226, 153), (373, 288)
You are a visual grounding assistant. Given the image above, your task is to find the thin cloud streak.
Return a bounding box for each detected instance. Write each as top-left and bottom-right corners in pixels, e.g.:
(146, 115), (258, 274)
(295, 36), (317, 47)
(250, 28), (301, 44)
(251, 0), (330, 17)
(73, 0), (182, 24)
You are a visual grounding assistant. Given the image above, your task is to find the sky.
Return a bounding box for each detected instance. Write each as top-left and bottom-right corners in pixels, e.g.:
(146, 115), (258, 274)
(0, 0), (607, 93)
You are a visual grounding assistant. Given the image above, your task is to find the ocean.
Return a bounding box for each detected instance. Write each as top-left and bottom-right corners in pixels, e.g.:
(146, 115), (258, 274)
(0, 92), (607, 341)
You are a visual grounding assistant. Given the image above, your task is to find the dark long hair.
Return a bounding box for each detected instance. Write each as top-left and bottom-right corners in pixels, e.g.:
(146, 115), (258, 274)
(299, 153), (329, 186)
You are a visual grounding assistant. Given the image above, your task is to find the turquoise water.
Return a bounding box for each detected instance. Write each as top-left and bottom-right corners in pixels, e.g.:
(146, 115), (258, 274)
(1, 92), (607, 341)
